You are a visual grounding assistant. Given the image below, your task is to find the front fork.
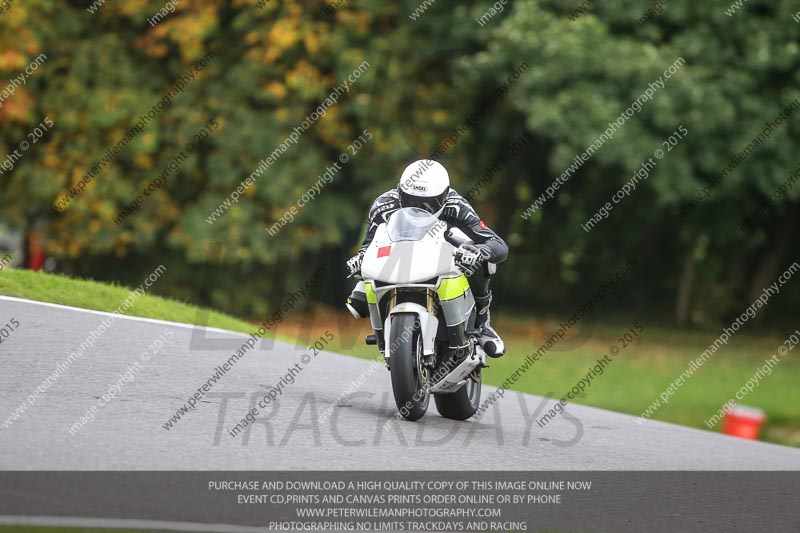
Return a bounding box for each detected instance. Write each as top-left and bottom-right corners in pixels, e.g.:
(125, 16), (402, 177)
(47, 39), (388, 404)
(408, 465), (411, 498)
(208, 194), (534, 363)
(363, 283), (481, 378)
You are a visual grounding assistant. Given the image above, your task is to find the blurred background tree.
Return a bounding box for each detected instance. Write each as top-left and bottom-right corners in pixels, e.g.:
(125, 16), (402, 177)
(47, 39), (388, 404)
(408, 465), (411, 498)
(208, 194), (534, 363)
(0, 0), (797, 327)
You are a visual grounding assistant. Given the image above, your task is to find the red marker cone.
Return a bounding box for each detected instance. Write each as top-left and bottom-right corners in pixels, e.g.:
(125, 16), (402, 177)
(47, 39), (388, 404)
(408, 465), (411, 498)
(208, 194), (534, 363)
(722, 406), (765, 440)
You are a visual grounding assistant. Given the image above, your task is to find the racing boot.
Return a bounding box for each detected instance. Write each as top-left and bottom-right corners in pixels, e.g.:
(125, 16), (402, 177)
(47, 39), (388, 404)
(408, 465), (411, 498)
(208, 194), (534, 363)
(474, 291), (505, 357)
(346, 281), (369, 319)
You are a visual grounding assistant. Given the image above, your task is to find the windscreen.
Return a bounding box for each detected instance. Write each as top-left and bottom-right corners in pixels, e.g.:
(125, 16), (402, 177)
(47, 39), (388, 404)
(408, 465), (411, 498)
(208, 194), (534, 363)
(386, 207), (441, 242)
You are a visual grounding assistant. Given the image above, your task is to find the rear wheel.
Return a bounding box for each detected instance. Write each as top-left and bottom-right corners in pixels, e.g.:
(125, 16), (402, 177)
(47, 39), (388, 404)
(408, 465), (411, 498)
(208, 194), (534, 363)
(389, 314), (429, 421)
(434, 366), (481, 420)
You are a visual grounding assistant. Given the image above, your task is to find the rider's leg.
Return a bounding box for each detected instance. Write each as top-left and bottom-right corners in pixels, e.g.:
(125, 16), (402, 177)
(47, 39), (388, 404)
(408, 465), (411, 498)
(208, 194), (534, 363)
(466, 264), (505, 357)
(346, 281), (369, 319)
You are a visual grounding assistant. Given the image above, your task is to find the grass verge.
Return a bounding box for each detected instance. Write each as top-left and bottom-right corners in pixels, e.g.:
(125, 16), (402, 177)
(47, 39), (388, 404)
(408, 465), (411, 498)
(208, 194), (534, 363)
(0, 268), (258, 336)
(2, 268), (797, 447)
(276, 307), (800, 448)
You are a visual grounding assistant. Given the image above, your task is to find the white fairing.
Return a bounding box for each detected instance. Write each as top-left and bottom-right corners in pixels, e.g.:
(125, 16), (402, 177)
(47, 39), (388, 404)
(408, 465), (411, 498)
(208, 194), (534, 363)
(384, 302), (438, 357)
(361, 208), (457, 283)
(362, 208), (479, 378)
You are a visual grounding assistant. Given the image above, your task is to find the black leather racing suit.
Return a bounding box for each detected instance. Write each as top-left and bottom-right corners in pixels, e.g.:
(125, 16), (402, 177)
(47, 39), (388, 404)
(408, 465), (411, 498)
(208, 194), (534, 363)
(358, 188), (508, 298)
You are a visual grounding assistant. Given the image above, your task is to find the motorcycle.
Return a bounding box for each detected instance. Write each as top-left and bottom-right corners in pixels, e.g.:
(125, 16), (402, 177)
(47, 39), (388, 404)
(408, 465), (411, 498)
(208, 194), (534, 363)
(357, 207), (492, 421)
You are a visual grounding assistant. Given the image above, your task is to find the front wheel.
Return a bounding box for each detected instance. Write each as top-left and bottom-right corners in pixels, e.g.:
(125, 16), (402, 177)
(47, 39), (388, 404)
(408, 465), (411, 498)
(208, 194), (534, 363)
(389, 314), (429, 421)
(434, 368), (481, 420)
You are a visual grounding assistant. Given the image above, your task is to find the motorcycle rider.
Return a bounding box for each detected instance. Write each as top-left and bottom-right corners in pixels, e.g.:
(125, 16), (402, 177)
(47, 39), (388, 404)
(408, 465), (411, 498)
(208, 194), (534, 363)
(345, 159), (508, 357)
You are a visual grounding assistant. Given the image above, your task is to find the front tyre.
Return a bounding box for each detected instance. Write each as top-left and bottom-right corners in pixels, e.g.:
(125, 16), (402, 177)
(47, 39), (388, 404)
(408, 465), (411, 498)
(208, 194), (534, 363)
(434, 368), (481, 420)
(389, 314), (429, 421)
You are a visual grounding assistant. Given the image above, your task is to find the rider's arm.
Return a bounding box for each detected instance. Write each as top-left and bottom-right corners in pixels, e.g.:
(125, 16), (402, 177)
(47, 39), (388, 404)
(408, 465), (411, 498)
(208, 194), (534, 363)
(443, 196), (508, 264)
(359, 190), (401, 252)
(459, 219), (508, 264)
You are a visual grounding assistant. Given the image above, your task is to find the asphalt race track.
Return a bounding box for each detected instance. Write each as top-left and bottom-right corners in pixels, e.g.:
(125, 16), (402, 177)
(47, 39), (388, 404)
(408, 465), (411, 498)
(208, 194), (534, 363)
(2, 295), (799, 471)
(2, 296), (800, 532)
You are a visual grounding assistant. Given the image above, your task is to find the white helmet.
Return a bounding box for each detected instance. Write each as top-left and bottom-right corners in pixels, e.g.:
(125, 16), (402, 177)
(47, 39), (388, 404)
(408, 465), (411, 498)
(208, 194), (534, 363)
(397, 160), (450, 215)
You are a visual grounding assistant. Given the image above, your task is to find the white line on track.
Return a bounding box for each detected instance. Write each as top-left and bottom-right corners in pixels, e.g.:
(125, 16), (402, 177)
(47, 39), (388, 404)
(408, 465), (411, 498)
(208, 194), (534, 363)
(0, 295), (247, 337)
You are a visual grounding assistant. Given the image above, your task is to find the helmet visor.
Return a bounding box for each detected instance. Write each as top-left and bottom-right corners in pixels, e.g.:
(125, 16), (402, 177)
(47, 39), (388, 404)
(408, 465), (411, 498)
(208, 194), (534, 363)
(398, 188), (448, 214)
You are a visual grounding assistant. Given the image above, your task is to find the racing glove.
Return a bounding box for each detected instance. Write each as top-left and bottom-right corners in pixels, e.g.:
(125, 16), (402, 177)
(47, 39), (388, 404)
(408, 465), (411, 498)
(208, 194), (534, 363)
(346, 249), (365, 279)
(454, 243), (491, 274)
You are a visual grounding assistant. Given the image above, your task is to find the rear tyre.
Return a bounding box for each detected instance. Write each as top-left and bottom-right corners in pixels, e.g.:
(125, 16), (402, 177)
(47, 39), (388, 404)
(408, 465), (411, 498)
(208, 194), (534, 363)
(389, 314), (429, 421)
(434, 366), (481, 420)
